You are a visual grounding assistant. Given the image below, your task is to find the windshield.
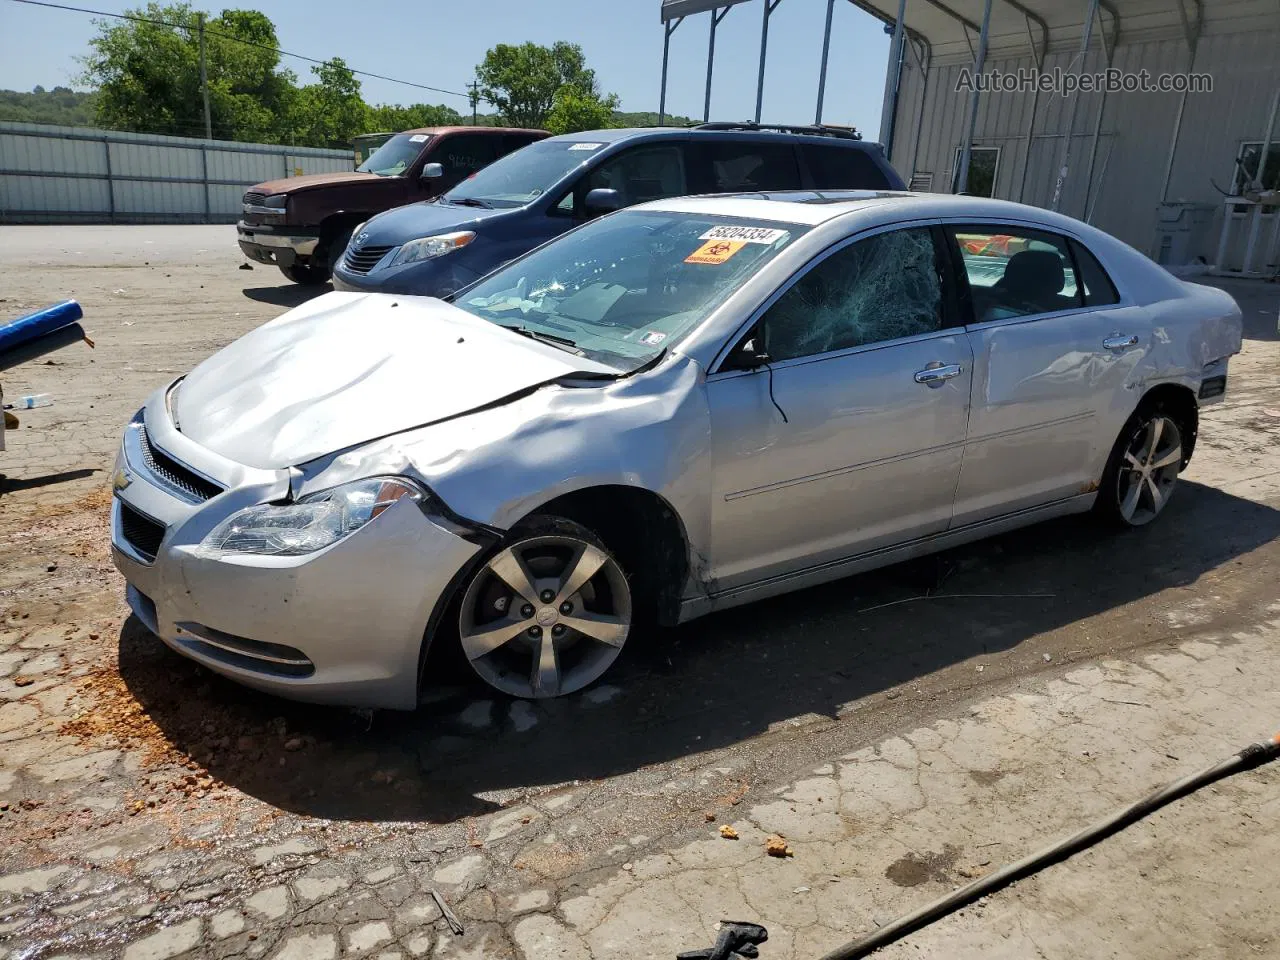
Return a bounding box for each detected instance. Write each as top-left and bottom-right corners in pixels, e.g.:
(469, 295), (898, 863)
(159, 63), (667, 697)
(357, 133), (431, 176)
(445, 138), (602, 208)
(456, 210), (808, 373)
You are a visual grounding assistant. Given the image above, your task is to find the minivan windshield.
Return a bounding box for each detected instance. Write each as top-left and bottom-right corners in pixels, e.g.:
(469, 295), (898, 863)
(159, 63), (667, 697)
(457, 210), (808, 373)
(445, 139), (600, 208)
(357, 134), (430, 176)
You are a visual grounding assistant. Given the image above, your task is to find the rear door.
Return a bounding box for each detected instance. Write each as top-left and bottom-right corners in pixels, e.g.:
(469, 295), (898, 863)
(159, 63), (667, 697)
(705, 223), (972, 590)
(945, 223), (1142, 525)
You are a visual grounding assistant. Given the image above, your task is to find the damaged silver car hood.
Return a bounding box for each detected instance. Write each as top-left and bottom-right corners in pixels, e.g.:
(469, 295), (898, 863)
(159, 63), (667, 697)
(174, 291), (617, 469)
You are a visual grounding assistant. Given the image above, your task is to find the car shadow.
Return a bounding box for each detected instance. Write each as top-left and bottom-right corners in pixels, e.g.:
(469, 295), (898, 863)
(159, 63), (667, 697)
(0, 468), (98, 495)
(241, 284), (331, 308)
(117, 481), (1280, 823)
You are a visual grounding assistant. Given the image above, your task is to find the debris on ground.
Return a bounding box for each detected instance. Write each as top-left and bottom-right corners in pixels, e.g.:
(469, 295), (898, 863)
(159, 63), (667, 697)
(431, 889), (464, 935)
(719, 824), (739, 840)
(765, 835), (793, 858)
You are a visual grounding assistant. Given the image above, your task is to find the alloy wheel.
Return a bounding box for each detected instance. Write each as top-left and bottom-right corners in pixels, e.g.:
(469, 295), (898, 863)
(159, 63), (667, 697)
(458, 533), (632, 698)
(1115, 414), (1182, 526)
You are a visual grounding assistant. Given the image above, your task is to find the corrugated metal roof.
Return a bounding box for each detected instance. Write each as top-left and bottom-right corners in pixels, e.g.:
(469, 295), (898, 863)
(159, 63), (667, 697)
(661, 0), (752, 22)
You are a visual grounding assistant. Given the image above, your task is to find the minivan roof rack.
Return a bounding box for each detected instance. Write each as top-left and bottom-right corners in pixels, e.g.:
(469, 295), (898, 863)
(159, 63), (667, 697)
(692, 121), (863, 141)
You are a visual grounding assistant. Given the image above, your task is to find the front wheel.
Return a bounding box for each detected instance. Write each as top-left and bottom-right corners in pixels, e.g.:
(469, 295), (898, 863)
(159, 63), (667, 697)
(278, 260), (330, 285)
(457, 517), (632, 699)
(1097, 404), (1185, 527)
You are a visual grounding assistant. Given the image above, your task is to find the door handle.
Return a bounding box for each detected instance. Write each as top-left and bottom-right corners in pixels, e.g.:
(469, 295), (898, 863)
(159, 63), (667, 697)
(1102, 334), (1139, 351)
(914, 363), (963, 385)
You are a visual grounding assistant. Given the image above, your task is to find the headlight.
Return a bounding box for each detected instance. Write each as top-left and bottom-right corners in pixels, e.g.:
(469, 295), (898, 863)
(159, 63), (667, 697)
(202, 477), (423, 556)
(263, 194), (287, 209)
(391, 231), (476, 266)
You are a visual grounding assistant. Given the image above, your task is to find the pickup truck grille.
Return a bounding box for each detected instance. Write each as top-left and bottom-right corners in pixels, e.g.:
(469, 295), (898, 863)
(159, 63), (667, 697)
(242, 191), (267, 206)
(343, 245), (394, 275)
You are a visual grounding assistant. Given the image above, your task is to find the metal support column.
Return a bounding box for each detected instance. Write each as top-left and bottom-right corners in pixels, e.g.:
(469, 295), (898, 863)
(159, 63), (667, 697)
(754, 0), (782, 123)
(879, 0), (908, 155)
(658, 16), (684, 126)
(907, 39), (931, 184)
(1160, 0), (1202, 204)
(815, 0), (836, 124)
(1081, 0), (1114, 220)
(956, 0), (993, 195)
(102, 137), (115, 224)
(1050, 0), (1100, 212)
(200, 144), (210, 224)
(1242, 88), (1280, 273)
(704, 6), (731, 124)
(1016, 15), (1044, 203)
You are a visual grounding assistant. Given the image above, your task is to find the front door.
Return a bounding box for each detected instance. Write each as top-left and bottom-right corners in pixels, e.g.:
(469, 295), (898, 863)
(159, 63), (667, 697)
(705, 225), (972, 591)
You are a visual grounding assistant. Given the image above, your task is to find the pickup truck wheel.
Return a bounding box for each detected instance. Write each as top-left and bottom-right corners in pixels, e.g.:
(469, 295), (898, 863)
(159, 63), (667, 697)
(278, 260), (330, 285)
(326, 227), (355, 273)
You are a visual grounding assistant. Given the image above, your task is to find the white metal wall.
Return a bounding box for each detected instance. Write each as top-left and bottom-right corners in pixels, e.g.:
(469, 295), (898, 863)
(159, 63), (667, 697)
(0, 122), (353, 224)
(889, 15), (1280, 268)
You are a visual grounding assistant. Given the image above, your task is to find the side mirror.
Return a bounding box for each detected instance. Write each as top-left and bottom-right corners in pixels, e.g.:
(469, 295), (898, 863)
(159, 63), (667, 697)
(583, 187), (623, 217)
(421, 162), (444, 179)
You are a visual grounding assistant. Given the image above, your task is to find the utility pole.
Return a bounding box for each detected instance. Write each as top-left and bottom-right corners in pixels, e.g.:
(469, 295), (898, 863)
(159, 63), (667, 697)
(198, 13), (212, 140)
(468, 81), (480, 126)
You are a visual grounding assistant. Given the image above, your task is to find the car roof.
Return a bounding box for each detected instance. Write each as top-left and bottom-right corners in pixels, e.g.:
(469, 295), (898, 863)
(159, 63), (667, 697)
(403, 126), (549, 136)
(637, 191), (1108, 233)
(542, 127), (883, 150)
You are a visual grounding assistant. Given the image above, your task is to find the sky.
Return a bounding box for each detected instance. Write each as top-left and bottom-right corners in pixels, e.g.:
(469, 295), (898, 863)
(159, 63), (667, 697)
(0, 0), (893, 135)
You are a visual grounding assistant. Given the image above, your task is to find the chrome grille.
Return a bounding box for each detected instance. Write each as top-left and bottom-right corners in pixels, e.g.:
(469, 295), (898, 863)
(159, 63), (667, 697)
(119, 502), (165, 562)
(242, 190), (267, 206)
(343, 245), (394, 275)
(138, 424), (223, 502)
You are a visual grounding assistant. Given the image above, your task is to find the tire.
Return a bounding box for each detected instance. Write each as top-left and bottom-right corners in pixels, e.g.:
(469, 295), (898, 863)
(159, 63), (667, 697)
(1096, 401), (1187, 528)
(325, 226), (354, 274)
(456, 516), (633, 699)
(278, 260), (330, 285)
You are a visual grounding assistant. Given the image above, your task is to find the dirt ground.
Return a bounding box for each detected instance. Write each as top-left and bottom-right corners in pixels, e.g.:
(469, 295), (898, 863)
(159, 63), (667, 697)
(1, 225), (1279, 959)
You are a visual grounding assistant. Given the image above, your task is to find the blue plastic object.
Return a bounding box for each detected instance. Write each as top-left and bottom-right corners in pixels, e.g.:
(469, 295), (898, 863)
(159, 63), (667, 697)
(0, 300), (84, 355)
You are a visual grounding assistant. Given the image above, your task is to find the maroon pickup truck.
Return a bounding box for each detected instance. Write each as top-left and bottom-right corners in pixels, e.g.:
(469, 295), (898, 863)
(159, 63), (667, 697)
(237, 126), (548, 285)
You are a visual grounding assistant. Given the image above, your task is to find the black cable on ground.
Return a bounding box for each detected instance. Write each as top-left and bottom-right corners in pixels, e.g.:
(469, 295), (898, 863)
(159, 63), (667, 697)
(818, 732), (1280, 960)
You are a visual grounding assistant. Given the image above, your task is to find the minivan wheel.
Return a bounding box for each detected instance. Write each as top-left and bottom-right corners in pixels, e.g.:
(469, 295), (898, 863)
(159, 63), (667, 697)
(457, 517), (632, 699)
(279, 260), (330, 285)
(1098, 405), (1184, 527)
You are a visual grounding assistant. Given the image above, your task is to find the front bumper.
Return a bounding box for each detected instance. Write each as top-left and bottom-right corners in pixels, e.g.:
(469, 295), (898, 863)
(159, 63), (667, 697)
(237, 221), (321, 267)
(109, 391), (481, 709)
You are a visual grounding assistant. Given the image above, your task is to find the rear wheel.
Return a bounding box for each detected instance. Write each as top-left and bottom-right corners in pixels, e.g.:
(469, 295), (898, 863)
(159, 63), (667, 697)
(279, 260), (330, 285)
(457, 517), (632, 699)
(1097, 403), (1185, 527)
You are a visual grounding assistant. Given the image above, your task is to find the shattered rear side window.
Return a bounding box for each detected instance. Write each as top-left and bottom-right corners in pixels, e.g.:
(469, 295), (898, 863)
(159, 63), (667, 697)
(764, 227), (942, 362)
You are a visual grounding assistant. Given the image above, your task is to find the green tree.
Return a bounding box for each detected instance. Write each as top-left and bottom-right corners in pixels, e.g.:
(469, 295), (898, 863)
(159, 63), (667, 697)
(283, 58), (369, 147)
(476, 41), (617, 130)
(80, 3), (294, 140)
(367, 102), (463, 132)
(546, 85), (619, 135)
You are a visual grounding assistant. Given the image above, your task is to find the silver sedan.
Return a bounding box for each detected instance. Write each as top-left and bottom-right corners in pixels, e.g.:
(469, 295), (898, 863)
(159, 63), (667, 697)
(109, 192), (1243, 707)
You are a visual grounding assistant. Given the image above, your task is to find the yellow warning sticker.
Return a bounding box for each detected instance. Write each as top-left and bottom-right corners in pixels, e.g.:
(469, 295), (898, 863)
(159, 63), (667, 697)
(685, 239), (745, 265)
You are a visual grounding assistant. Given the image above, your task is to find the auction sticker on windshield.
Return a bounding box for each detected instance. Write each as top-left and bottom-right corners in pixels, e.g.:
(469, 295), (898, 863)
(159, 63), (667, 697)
(685, 239), (745, 265)
(700, 225), (789, 244)
(568, 142), (605, 151)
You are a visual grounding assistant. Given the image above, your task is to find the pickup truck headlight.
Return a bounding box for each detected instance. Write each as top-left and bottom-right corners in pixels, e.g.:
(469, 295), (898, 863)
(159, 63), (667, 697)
(391, 231), (476, 266)
(202, 477), (423, 556)
(263, 194), (287, 209)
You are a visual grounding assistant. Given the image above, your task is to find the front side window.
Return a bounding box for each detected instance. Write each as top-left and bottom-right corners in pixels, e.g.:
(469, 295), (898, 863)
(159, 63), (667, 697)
(458, 211), (807, 372)
(948, 226), (1080, 322)
(581, 145), (687, 207)
(356, 133), (431, 176)
(763, 227), (943, 362)
(435, 135), (497, 185)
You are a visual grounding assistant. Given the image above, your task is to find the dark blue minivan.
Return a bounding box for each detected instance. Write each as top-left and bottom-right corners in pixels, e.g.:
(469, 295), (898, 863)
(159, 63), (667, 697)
(331, 123), (904, 297)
